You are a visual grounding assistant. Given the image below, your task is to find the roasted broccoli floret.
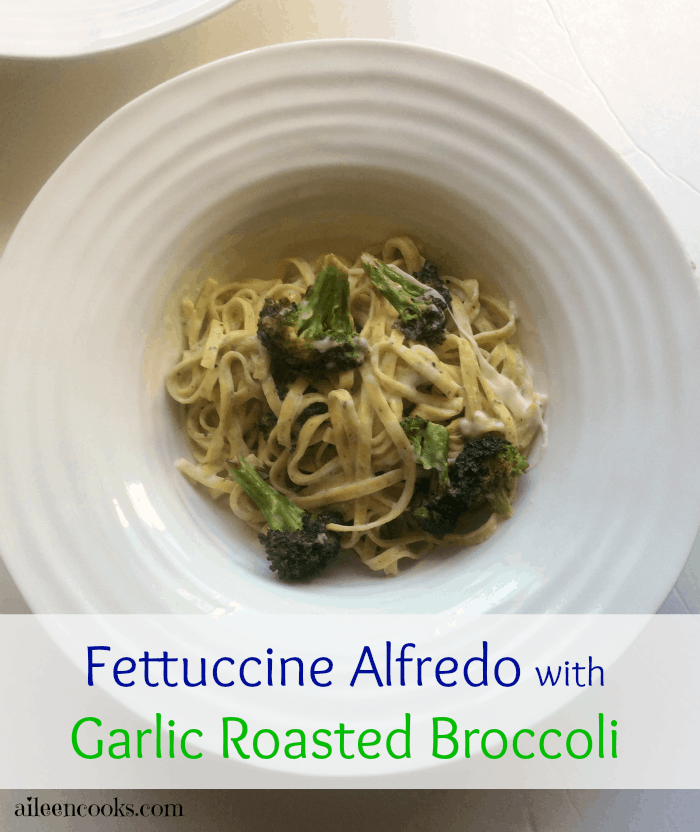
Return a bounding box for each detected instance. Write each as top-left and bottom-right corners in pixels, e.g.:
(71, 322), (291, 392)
(257, 263), (367, 395)
(412, 260), (452, 307)
(228, 457), (341, 582)
(361, 254), (448, 344)
(486, 441), (529, 515)
(407, 430), (528, 538)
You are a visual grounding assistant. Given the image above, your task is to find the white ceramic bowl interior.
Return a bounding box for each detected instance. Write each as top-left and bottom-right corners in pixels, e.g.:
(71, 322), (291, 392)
(1, 40), (699, 614)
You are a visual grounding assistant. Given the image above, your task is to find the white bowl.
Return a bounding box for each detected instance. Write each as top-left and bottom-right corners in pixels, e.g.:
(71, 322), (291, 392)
(1, 40), (699, 614)
(0, 0), (239, 58)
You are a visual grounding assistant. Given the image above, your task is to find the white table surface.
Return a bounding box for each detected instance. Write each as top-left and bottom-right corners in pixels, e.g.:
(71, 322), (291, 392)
(1, 0), (699, 617)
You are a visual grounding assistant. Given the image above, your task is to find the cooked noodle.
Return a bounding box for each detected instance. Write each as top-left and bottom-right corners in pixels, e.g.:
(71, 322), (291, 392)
(166, 236), (546, 575)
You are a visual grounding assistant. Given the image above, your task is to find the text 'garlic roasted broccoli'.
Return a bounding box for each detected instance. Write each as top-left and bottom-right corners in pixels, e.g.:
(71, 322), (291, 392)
(362, 254), (450, 344)
(257, 263), (367, 394)
(228, 457), (341, 582)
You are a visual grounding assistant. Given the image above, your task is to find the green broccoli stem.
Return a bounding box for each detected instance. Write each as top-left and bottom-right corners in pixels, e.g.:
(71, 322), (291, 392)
(361, 257), (423, 319)
(295, 264), (355, 342)
(228, 458), (304, 532)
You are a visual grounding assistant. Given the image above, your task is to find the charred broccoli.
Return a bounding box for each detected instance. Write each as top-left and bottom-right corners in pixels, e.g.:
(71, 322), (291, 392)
(258, 263), (367, 395)
(412, 260), (452, 307)
(361, 254), (449, 344)
(406, 428), (528, 538)
(228, 457), (341, 582)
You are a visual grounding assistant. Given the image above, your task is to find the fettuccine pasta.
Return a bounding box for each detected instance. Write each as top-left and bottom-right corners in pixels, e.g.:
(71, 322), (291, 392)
(166, 236), (546, 575)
